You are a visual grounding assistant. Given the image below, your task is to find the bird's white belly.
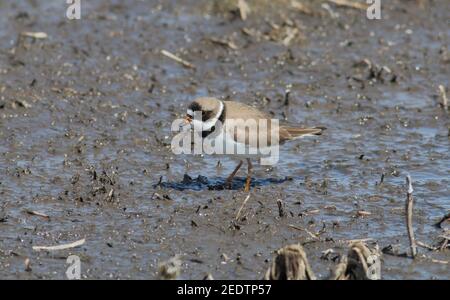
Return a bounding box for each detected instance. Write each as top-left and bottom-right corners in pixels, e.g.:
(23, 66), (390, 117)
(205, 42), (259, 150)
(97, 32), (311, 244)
(203, 129), (278, 163)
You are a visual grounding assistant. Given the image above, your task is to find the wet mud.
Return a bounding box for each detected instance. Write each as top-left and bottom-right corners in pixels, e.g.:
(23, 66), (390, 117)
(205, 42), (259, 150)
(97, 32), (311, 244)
(0, 0), (449, 279)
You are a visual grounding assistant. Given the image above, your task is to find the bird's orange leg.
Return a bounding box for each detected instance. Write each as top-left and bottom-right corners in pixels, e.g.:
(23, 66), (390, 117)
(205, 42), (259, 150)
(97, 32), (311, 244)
(244, 158), (252, 192)
(225, 160), (243, 189)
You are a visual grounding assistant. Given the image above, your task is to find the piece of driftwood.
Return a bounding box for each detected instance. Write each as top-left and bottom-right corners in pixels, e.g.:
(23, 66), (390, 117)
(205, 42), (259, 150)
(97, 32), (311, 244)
(264, 244), (316, 280)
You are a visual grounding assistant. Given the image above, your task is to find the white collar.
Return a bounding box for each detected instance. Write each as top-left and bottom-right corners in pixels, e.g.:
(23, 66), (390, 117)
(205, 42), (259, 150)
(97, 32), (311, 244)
(192, 100), (224, 131)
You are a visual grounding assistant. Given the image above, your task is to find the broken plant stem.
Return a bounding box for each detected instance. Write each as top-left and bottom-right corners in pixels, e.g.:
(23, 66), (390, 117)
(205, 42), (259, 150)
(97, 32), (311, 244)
(288, 225), (320, 240)
(32, 238), (85, 251)
(438, 85), (448, 112)
(277, 199), (286, 217)
(238, 0), (250, 21)
(327, 0), (368, 10)
(416, 241), (439, 251)
(405, 175), (417, 258)
(20, 31), (48, 39)
(161, 50), (196, 69)
(235, 194), (251, 221)
(25, 210), (50, 220)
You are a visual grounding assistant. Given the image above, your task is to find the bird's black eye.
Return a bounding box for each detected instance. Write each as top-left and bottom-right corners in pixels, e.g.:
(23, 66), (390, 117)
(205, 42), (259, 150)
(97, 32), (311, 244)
(202, 110), (213, 122)
(188, 102), (202, 112)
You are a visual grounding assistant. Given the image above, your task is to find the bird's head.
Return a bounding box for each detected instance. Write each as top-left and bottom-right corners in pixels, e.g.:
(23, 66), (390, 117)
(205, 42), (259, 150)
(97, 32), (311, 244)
(185, 97), (224, 131)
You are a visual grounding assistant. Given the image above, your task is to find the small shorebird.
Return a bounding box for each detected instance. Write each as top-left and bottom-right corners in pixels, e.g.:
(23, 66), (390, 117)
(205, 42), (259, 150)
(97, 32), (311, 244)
(183, 97), (325, 192)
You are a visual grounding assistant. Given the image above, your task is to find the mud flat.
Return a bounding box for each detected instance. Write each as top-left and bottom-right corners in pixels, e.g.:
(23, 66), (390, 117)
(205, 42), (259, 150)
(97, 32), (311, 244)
(0, 0), (448, 279)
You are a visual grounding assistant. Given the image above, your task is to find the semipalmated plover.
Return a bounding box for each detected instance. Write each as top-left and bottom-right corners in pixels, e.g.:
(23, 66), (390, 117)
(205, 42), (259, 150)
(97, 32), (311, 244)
(183, 97), (325, 192)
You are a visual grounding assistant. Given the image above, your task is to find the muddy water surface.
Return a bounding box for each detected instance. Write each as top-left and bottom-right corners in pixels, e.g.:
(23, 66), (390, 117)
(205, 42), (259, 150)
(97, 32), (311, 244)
(0, 0), (449, 279)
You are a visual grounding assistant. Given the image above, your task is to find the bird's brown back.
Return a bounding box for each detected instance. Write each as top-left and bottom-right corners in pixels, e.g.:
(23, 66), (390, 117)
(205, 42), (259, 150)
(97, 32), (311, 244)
(223, 101), (324, 145)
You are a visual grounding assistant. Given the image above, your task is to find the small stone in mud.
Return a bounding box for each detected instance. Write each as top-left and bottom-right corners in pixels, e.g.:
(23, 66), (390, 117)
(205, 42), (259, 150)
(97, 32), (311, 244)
(71, 174), (80, 185)
(158, 256), (182, 280)
(0, 212), (7, 223)
(435, 213), (450, 230)
(220, 253), (230, 264)
(356, 210), (372, 217)
(24, 258), (32, 272)
(321, 248), (335, 260)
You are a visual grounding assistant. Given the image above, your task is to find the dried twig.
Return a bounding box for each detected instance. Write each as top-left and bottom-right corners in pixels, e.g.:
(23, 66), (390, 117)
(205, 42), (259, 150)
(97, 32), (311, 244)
(416, 241), (439, 251)
(421, 254), (449, 265)
(25, 210), (50, 220)
(327, 0), (368, 10)
(32, 238), (85, 251)
(438, 85), (448, 111)
(428, 258), (449, 264)
(437, 235), (449, 251)
(341, 238), (374, 244)
(206, 38), (238, 50)
(405, 175), (417, 258)
(290, 1), (314, 15)
(288, 225), (320, 240)
(277, 199), (286, 217)
(20, 31), (48, 39)
(161, 50), (196, 69)
(235, 194), (251, 221)
(238, 0), (250, 21)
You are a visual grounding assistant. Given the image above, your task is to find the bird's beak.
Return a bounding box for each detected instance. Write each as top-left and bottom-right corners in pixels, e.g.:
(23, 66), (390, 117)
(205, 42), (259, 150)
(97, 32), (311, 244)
(184, 115), (192, 124)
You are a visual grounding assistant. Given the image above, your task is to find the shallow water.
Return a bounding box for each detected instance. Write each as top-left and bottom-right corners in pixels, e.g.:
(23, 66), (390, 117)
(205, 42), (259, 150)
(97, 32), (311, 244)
(0, 0), (449, 279)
